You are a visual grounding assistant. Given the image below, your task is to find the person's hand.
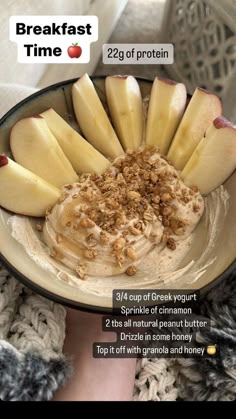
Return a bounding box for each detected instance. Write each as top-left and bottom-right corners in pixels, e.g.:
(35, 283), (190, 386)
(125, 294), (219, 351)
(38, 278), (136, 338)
(53, 309), (136, 401)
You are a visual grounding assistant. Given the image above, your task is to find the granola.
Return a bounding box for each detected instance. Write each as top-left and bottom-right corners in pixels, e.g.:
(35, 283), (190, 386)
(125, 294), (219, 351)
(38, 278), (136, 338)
(43, 146), (204, 279)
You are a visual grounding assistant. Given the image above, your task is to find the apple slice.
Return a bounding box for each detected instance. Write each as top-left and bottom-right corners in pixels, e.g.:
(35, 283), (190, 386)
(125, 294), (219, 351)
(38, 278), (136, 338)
(0, 155), (60, 216)
(72, 73), (124, 160)
(146, 77), (187, 154)
(40, 109), (110, 174)
(105, 75), (143, 151)
(167, 88), (222, 170)
(181, 117), (236, 195)
(10, 116), (78, 188)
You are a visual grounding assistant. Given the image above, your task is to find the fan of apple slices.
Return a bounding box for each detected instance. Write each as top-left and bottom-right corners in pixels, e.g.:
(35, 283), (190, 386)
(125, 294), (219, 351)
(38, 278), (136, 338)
(0, 73), (236, 217)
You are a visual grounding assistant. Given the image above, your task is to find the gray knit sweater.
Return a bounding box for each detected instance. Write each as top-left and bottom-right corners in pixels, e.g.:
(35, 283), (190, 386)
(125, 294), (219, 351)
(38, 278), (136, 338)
(1, 262), (236, 401)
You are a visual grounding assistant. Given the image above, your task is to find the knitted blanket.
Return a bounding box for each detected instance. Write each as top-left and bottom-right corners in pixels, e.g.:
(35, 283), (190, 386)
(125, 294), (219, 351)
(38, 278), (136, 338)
(0, 262), (236, 401)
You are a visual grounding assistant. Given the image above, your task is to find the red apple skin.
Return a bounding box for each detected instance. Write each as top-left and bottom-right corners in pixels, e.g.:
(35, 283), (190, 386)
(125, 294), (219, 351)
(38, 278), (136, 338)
(0, 155), (8, 167)
(31, 114), (43, 119)
(214, 116), (233, 129)
(198, 87), (214, 95)
(156, 77), (177, 86)
(111, 75), (129, 80)
(67, 45), (82, 58)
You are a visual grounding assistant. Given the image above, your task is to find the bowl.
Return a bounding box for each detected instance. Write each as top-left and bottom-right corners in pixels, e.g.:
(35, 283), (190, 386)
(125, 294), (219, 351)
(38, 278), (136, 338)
(0, 77), (235, 313)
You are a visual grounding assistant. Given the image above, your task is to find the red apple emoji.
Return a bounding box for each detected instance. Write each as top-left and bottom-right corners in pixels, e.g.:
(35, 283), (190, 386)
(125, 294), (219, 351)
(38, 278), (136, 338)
(67, 43), (82, 58)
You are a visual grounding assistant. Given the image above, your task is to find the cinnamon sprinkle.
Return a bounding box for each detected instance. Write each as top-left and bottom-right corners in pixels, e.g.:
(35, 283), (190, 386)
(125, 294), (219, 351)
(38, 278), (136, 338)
(47, 146), (202, 276)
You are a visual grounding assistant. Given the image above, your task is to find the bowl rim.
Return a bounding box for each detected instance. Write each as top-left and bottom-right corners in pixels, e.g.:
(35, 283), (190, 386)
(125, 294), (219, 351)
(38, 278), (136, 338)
(1, 249), (236, 314)
(0, 76), (235, 313)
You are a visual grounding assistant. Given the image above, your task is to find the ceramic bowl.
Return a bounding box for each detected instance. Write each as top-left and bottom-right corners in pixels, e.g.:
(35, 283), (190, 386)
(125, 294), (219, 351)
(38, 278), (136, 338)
(0, 77), (235, 312)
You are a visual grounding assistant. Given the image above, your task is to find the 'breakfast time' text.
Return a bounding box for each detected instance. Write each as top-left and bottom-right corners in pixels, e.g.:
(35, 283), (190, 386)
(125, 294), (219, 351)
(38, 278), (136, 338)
(9, 15), (98, 63)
